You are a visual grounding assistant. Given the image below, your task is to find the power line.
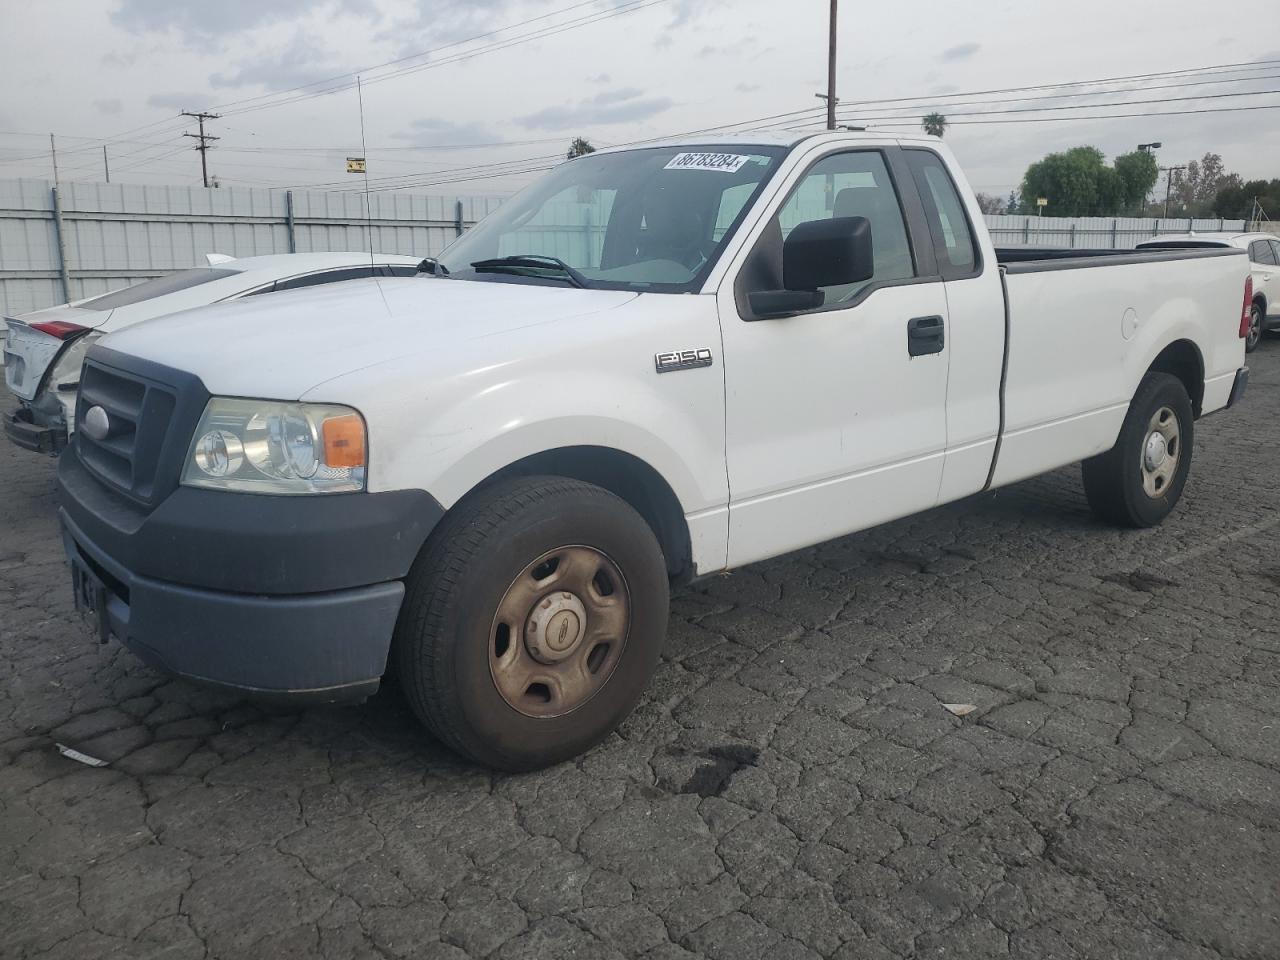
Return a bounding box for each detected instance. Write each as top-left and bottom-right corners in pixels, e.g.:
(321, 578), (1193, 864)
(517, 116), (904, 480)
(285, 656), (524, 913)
(218, 0), (675, 119)
(209, 0), (621, 113)
(833, 87), (1280, 125)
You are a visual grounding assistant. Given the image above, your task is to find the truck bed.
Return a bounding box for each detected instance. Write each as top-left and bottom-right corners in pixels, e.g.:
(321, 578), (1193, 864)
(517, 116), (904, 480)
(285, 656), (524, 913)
(994, 246), (1243, 269)
(988, 244), (1248, 490)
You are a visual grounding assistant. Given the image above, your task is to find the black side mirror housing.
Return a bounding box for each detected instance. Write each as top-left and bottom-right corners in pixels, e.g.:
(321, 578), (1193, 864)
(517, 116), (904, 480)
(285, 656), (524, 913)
(747, 289), (824, 316)
(746, 216), (874, 319)
(784, 215), (874, 291)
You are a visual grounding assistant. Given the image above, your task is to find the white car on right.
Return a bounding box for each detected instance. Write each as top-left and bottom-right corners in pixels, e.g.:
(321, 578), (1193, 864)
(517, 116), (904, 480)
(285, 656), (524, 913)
(1137, 232), (1280, 352)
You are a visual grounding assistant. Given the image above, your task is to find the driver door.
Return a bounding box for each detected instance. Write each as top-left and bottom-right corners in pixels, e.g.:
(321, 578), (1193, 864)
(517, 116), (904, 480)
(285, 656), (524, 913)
(717, 147), (950, 567)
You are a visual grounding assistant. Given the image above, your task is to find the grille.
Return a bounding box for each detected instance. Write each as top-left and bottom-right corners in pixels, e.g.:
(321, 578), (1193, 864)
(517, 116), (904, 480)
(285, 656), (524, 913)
(76, 360), (177, 503)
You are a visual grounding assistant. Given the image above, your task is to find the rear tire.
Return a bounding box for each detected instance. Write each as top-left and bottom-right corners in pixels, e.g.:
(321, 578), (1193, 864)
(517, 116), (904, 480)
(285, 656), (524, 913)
(394, 475), (669, 771)
(1246, 302), (1263, 353)
(1082, 372), (1194, 528)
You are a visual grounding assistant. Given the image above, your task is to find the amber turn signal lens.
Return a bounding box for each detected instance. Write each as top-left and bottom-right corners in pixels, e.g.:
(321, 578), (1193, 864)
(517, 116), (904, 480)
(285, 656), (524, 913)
(321, 414), (366, 468)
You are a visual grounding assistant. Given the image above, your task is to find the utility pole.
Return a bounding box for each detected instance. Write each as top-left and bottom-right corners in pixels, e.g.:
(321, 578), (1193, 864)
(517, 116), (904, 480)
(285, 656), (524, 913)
(103, 145), (110, 183)
(49, 134), (60, 182)
(826, 0), (837, 130)
(1161, 165), (1186, 219)
(181, 111), (221, 188)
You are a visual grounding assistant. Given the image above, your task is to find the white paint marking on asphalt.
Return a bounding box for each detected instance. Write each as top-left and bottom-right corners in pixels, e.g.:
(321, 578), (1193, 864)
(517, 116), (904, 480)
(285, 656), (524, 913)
(1163, 515), (1280, 566)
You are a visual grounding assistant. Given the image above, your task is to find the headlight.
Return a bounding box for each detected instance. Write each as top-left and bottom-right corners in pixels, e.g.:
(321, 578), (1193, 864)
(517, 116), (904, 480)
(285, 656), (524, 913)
(50, 332), (101, 386)
(182, 398), (366, 494)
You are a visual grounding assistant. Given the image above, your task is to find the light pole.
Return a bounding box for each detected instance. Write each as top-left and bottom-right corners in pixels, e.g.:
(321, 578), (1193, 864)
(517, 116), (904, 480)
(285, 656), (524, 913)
(1136, 144), (1161, 213)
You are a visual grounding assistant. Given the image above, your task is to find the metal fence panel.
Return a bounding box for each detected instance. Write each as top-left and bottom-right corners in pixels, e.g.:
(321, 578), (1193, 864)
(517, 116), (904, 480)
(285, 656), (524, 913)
(985, 214), (1249, 249)
(0, 178), (505, 316)
(0, 174), (1262, 317)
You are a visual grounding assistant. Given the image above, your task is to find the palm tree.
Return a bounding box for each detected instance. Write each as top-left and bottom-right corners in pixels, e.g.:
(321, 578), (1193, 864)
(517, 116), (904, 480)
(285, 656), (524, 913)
(567, 137), (596, 159)
(921, 113), (948, 138)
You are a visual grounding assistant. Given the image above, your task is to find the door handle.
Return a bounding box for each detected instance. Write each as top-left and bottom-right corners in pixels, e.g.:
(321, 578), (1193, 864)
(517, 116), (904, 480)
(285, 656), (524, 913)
(907, 315), (945, 356)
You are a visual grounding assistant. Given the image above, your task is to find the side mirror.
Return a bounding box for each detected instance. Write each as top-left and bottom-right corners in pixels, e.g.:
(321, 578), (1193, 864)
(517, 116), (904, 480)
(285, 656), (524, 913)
(785, 215), (874, 291)
(747, 216), (874, 319)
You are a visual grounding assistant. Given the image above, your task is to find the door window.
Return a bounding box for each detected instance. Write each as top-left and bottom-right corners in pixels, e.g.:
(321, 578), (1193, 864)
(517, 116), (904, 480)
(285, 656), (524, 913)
(759, 151), (916, 307)
(274, 266), (380, 291)
(1270, 240), (1280, 265)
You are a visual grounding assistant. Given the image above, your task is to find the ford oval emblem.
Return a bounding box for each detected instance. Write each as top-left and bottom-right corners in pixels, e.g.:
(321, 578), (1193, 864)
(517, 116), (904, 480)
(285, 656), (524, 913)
(82, 405), (110, 441)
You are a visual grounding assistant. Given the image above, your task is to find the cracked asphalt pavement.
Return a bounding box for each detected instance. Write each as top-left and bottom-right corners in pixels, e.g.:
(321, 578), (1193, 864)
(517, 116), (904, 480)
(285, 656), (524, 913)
(3, 343), (1279, 960)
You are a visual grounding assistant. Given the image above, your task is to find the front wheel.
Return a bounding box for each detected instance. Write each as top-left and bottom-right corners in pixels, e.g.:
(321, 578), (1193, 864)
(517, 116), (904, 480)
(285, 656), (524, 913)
(394, 475), (669, 771)
(1246, 302), (1263, 353)
(1082, 372), (1194, 528)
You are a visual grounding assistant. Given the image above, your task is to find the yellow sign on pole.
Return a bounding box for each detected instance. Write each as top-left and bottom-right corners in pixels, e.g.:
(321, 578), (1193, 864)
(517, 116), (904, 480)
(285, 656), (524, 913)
(346, 157), (366, 174)
(1036, 197), (1048, 207)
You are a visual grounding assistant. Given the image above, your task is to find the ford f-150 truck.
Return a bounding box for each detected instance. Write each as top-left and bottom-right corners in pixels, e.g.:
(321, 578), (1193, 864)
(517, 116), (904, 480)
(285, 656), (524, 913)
(56, 132), (1251, 770)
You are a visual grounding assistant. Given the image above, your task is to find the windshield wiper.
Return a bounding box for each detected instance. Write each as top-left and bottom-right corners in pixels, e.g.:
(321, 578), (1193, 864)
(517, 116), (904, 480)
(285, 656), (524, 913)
(470, 255), (589, 289)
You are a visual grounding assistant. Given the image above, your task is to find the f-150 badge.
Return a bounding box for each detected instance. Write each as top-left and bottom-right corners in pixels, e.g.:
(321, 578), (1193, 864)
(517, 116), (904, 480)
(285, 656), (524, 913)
(655, 348), (713, 373)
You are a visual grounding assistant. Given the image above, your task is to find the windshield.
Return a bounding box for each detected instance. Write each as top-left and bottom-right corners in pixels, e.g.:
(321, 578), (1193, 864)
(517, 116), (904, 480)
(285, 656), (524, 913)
(435, 145), (789, 292)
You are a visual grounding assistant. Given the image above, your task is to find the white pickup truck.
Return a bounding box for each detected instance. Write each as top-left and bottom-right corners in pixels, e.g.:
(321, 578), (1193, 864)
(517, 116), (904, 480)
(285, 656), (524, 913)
(57, 132), (1251, 770)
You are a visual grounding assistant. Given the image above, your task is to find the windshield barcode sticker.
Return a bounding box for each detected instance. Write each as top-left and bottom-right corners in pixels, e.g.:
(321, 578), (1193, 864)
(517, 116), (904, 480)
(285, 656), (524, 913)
(664, 152), (751, 173)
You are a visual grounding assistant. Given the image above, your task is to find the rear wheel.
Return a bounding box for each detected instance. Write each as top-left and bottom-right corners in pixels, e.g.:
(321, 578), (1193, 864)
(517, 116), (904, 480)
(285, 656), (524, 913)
(1082, 372), (1193, 528)
(394, 475), (669, 771)
(1246, 302), (1263, 353)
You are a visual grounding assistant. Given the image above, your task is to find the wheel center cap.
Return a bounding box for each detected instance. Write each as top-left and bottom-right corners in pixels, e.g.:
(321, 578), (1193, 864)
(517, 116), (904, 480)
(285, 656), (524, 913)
(1144, 432), (1168, 471)
(525, 591), (588, 664)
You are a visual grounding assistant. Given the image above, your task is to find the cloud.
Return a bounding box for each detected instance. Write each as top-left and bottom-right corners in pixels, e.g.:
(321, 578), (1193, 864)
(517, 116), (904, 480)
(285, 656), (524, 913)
(111, 0), (376, 46)
(392, 117), (503, 147)
(587, 73), (612, 84)
(147, 92), (209, 111)
(517, 88), (675, 131)
(94, 98), (124, 114)
(940, 42), (981, 62)
(100, 50), (139, 69)
(381, 0), (526, 52)
(210, 32), (337, 90)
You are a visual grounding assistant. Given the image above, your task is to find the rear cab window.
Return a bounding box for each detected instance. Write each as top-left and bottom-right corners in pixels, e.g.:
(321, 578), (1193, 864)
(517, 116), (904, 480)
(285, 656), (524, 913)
(904, 150), (979, 279)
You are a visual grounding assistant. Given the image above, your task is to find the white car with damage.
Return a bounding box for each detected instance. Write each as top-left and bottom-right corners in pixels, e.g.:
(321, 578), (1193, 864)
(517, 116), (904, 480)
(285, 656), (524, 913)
(3, 252), (422, 452)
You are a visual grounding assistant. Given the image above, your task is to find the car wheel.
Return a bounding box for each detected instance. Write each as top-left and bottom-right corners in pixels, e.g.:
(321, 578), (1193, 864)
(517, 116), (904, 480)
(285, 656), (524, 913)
(394, 475), (669, 771)
(1245, 302), (1263, 353)
(1082, 372), (1194, 528)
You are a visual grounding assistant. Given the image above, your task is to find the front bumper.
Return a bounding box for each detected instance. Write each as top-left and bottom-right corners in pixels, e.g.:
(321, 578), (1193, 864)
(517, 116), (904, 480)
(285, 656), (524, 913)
(6, 405), (67, 454)
(57, 449), (444, 702)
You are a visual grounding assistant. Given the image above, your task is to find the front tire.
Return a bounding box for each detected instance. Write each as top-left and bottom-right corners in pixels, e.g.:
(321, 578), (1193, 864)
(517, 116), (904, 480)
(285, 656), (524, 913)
(1246, 302), (1263, 353)
(1082, 372), (1194, 528)
(394, 475), (669, 771)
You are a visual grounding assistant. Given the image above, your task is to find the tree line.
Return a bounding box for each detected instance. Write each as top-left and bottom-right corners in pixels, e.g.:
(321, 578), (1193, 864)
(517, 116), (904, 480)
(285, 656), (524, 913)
(920, 114), (1275, 220)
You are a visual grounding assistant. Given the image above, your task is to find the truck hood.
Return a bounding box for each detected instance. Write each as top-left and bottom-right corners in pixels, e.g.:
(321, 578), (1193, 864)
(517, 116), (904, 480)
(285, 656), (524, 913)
(97, 277), (639, 398)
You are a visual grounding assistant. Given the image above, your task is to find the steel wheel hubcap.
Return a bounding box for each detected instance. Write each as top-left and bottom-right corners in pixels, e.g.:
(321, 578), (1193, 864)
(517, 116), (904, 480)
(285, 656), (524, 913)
(489, 545), (630, 718)
(1140, 406), (1180, 498)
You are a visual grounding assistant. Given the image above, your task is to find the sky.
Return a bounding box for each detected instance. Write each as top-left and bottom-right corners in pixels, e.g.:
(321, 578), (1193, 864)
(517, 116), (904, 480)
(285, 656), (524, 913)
(1, 0), (1278, 202)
